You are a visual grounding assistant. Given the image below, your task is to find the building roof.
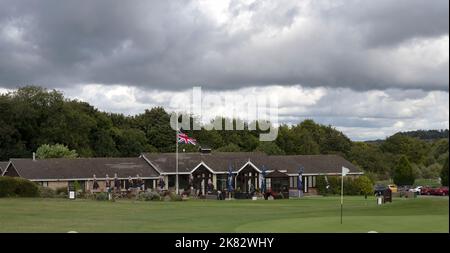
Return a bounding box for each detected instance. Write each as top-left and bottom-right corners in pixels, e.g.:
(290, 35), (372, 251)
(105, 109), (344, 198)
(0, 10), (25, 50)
(143, 152), (271, 173)
(142, 152), (362, 175)
(0, 161), (9, 174)
(265, 170), (289, 178)
(8, 157), (160, 180)
(4, 153), (362, 181)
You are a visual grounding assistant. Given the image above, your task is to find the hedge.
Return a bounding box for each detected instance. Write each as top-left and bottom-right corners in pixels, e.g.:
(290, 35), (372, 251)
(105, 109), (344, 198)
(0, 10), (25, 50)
(316, 175), (373, 196)
(0, 176), (39, 197)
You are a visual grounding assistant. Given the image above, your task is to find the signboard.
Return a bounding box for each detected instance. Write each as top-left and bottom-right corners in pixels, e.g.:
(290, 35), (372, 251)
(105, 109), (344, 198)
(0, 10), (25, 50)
(69, 191), (75, 200)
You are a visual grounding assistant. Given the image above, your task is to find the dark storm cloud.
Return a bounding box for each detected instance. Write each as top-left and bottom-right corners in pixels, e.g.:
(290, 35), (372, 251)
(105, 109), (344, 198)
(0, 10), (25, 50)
(0, 0), (448, 91)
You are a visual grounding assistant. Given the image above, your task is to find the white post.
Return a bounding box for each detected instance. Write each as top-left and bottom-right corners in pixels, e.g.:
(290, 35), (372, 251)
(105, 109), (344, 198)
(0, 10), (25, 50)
(341, 173), (344, 224)
(176, 113), (179, 195)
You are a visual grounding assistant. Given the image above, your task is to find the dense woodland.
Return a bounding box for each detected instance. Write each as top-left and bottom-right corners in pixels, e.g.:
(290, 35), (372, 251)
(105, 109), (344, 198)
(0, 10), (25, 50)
(0, 86), (448, 181)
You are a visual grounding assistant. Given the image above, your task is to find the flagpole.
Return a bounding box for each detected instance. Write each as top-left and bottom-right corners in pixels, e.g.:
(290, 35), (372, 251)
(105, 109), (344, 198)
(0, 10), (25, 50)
(176, 112), (179, 195)
(341, 171), (344, 225)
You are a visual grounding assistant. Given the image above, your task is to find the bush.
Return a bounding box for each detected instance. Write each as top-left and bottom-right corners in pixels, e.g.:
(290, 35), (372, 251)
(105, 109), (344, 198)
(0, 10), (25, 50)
(0, 177), (39, 197)
(136, 191), (161, 201)
(55, 187), (68, 195)
(353, 176), (374, 196)
(169, 192), (183, 201)
(58, 192), (67, 198)
(39, 187), (56, 198)
(95, 192), (109, 201)
(316, 175), (374, 196)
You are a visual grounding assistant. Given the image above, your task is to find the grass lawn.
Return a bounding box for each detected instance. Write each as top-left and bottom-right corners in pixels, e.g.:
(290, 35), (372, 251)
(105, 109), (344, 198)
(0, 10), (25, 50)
(0, 196), (447, 233)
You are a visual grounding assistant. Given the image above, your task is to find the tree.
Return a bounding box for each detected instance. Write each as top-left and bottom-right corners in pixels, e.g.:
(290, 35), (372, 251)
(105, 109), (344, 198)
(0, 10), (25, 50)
(393, 156), (415, 186)
(354, 176), (373, 196)
(216, 143), (240, 152)
(36, 144), (78, 159)
(255, 142), (285, 155)
(296, 131), (320, 155)
(441, 157), (449, 187)
(114, 129), (148, 157)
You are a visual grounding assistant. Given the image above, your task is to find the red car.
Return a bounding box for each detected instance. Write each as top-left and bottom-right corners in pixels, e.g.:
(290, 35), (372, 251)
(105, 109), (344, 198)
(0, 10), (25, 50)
(431, 187), (449, 196)
(420, 187), (433, 195)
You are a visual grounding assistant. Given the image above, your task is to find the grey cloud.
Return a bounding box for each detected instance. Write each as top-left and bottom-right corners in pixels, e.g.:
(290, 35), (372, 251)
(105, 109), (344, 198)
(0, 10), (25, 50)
(0, 0), (448, 91)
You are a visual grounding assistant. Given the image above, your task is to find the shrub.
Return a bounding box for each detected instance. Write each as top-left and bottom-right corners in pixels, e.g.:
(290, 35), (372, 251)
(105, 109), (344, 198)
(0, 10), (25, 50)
(55, 187), (68, 195)
(58, 192), (67, 198)
(0, 177), (39, 197)
(353, 176), (374, 196)
(0, 177), (16, 197)
(171, 192), (183, 201)
(316, 175), (373, 196)
(136, 191), (161, 201)
(95, 192), (109, 201)
(316, 175), (329, 195)
(39, 187), (56, 198)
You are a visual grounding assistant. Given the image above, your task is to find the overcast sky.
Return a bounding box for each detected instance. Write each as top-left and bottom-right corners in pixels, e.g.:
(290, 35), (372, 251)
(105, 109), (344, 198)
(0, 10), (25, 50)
(0, 0), (448, 140)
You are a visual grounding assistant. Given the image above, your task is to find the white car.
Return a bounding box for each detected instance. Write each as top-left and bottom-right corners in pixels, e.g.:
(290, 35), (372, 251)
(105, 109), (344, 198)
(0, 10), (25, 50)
(409, 186), (422, 193)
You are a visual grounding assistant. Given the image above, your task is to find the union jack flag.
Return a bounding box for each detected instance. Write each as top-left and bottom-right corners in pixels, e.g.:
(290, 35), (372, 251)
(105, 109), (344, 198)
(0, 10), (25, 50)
(177, 131), (197, 145)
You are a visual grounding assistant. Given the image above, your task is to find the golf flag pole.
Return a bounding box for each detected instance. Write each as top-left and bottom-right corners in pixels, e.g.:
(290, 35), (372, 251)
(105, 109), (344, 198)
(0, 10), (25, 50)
(175, 112), (179, 195)
(341, 166), (350, 224)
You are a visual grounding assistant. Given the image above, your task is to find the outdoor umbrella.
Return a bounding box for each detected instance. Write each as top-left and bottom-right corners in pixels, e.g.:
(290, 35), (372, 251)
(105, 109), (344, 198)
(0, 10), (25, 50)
(298, 166), (304, 197)
(260, 165), (267, 193)
(227, 162), (234, 192)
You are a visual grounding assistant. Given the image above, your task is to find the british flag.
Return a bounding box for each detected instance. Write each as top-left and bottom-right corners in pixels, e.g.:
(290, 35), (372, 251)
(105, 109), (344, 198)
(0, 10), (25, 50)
(177, 131), (197, 145)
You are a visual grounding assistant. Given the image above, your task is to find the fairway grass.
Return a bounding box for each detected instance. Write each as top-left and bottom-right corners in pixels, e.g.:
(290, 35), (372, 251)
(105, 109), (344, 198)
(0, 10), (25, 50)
(0, 196), (447, 233)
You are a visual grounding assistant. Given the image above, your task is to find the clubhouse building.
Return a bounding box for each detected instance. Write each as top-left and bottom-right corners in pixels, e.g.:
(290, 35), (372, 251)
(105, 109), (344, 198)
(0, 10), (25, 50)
(1, 152), (362, 196)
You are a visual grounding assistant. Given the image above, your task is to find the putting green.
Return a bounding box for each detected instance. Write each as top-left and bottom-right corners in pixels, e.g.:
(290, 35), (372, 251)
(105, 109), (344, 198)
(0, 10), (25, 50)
(235, 215), (448, 233)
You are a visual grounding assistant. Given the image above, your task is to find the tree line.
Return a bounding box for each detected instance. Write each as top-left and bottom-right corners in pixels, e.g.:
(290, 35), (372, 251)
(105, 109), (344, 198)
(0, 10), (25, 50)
(1, 86), (448, 183)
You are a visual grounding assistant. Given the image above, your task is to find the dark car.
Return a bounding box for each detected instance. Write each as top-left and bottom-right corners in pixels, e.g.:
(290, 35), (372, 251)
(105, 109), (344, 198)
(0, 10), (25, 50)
(431, 187), (449, 196)
(374, 185), (388, 196)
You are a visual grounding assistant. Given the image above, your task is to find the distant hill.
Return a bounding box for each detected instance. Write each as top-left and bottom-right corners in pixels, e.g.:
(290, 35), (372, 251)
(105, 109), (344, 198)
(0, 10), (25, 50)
(366, 129), (449, 144)
(397, 129), (449, 141)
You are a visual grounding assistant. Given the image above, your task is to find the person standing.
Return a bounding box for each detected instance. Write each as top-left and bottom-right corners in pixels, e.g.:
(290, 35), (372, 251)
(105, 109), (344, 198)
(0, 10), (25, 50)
(127, 176), (133, 191)
(114, 173), (121, 193)
(105, 174), (111, 192)
(93, 174), (99, 191)
(136, 174), (144, 191)
(158, 176), (165, 192)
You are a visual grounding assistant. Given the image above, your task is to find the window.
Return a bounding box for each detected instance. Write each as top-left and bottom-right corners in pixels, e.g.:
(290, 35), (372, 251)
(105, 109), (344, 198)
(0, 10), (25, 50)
(217, 174), (227, 191)
(266, 178), (271, 190)
(289, 177), (298, 188)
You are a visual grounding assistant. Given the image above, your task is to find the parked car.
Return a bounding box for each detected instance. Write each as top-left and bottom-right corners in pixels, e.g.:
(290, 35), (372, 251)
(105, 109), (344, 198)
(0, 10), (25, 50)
(374, 185), (388, 196)
(409, 186), (422, 193)
(420, 187), (433, 195)
(398, 185), (411, 192)
(387, 184), (398, 193)
(430, 187), (449, 196)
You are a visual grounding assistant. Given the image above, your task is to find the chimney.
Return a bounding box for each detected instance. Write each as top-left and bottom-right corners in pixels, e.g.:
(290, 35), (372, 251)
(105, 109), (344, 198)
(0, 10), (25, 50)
(33, 152), (36, 161)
